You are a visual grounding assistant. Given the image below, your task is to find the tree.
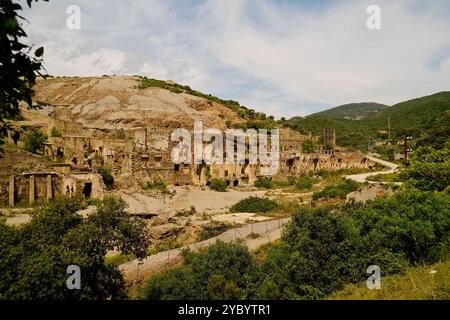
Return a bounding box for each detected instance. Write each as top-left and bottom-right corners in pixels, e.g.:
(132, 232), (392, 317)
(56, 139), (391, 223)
(24, 129), (47, 153)
(401, 146), (450, 192)
(301, 139), (316, 153)
(142, 242), (254, 300)
(0, 0), (48, 154)
(0, 196), (148, 300)
(98, 165), (114, 190)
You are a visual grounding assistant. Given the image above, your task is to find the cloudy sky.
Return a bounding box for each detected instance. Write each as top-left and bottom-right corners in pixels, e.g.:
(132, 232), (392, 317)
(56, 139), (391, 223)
(22, 0), (450, 118)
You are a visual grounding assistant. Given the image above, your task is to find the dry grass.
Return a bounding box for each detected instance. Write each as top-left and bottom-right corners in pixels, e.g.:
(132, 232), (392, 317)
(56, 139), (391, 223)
(329, 260), (450, 300)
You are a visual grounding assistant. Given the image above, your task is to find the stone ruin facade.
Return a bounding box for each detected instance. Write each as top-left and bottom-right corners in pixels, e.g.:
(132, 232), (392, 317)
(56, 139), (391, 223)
(1, 123), (371, 207)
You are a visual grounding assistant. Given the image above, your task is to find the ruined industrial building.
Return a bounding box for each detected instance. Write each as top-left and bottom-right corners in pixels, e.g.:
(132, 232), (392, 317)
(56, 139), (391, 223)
(0, 76), (372, 207)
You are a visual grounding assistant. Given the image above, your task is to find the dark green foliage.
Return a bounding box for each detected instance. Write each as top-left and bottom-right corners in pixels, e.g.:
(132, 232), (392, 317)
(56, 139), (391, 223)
(24, 129), (47, 153)
(312, 103), (389, 120)
(98, 166), (114, 190)
(401, 146), (450, 192)
(375, 92), (450, 139)
(230, 196), (278, 213)
(142, 241), (254, 300)
(209, 178), (227, 192)
(0, 196), (148, 299)
(295, 174), (316, 190)
(301, 139), (316, 153)
(346, 190), (450, 264)
(312, 179), (359, 200)
(286, 115), (372, 150)
(0, 0), (48, 153)
(286, 92), (450, 150)
(254, 177), (273, 189)
(50, 127), (62, 137)
(415, 112), (450, 150)
(281, 208), (366, 297)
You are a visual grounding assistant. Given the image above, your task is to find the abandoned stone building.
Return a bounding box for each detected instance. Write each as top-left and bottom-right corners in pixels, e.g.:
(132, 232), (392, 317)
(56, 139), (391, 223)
(1, 120), (371, 208)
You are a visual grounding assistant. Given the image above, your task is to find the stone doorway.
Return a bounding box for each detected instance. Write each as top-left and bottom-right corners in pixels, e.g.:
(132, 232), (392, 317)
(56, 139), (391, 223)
(83, 182), (92, 198)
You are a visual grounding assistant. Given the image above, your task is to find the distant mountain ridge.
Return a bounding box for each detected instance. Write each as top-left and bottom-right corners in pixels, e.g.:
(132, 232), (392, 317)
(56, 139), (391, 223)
(286, 91), (450, 149)
(309, 102), (389, 120)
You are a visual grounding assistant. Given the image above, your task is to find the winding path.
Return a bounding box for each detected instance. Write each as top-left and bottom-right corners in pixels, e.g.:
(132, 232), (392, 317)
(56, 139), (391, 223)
(345, 155), (399, 183)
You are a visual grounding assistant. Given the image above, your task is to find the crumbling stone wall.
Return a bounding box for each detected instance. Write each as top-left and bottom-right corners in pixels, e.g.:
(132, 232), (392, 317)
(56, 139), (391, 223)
(40, 124), (371, 190)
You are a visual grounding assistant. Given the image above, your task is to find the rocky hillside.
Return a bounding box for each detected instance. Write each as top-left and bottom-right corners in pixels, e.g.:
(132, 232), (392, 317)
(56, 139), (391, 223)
(30, 76), (270, 132)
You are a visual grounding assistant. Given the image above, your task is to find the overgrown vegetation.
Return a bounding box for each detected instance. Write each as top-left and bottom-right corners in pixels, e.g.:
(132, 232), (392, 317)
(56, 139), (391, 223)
(400, 145), (450, 192)
(98, 166), (114, 190)
(0, 196), (148, 299)
(208, 179), (227, 192)
(295, 174), (317, 191)
(230, 196), (278, 213)
(139, 175), (168, 193)
(50, 127), (62, 137)
(254, 177), (273, 189)
(142, 111), (450, 300)
(312, 179), (359, 201)
(175, 206), (196, 217)
(0, 0), (48, 154)
(301, 140), (316, 153)
(24, 129), (47, 154)
(366, 172), (403, 182)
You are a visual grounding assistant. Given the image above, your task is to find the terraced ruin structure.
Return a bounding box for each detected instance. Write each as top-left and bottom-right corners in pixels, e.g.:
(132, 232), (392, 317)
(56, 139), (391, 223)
(0, 76), (372, 207)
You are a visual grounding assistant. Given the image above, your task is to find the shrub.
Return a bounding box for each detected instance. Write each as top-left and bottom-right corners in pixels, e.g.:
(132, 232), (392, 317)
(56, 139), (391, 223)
(312, 179), (359, 200)
(301, 140), (316, 153)
(24, 130), (47, 154)
(0, 196), (148, 299)
(98, 166), (114, 190)
(142, 242), (254, 300)
(254, 177), (273, 189)
(230, 196), (278, 213)
(50, 127), (62, 137)
(295, 175), (316, 190)
(346, 189), (450, 264)
(175, 206), (196, 217)
(209, 179), (227, 192)
(139, 176), (167, 192)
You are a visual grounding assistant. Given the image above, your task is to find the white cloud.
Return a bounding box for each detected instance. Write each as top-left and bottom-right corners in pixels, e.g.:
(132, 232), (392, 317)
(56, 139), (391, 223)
(22, 0), (450, 117)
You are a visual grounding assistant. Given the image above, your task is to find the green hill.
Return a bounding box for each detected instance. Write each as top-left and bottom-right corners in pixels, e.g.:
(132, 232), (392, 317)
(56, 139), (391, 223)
(311, 102), (388, 120)
(373, 91), (450, 138)
(287, 91), (450, 150)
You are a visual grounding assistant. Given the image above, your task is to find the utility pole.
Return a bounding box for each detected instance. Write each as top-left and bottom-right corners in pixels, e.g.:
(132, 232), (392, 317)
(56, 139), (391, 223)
(404, 136), (412, 166)
(388, 117), (391, 141)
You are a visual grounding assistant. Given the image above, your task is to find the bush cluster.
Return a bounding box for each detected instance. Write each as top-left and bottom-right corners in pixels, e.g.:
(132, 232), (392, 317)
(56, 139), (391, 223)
(230, 196), (278, 213)
(98, 166), (114, 190)
(312, 179), (359, 200)
(209, 179), (227, 192)
(254, 177), (273, 189)
(295, 174), (316, 190)
(139, 176), (167, 192)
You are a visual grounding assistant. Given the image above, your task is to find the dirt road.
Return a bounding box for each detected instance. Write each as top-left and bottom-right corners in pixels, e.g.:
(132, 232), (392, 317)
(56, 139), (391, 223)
(119, 218), (290, 283)
(345, 156), (399, 183)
